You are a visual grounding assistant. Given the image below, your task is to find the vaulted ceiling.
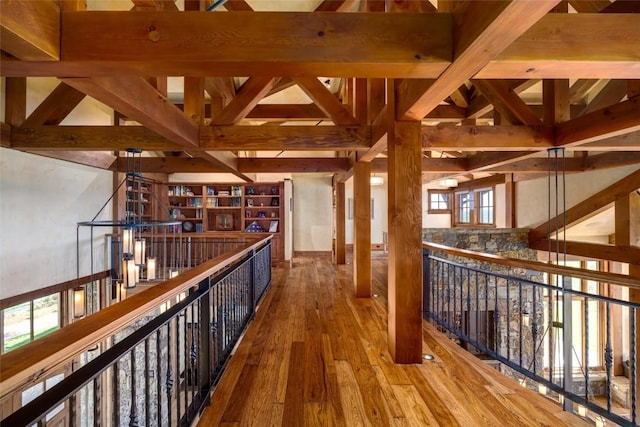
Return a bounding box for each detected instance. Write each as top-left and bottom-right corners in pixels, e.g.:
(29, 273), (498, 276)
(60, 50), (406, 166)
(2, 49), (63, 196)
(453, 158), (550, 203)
(1, 0), (639, 185)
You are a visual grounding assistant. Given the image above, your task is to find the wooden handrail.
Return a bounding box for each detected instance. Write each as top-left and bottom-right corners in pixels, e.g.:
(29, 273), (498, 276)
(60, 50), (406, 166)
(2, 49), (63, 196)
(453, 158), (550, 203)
(423, 241), (640, 290)
(0, 270), (110, 311)
(0, 236), (271, 400)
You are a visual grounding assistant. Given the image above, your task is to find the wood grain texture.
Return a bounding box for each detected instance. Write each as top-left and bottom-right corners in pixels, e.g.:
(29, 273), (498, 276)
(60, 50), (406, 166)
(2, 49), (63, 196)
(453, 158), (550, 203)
(197, 255), (590, 426)
(422, 124), (553, 151)
(397, 0), (558, 120)
(201, 125), (370, 151)
(0, 0), (60, 61)
(353, 161), (372, 298)
(23, 82), (86, 126)
(387, 119), (423, 363)
(50, 11), (451, 78)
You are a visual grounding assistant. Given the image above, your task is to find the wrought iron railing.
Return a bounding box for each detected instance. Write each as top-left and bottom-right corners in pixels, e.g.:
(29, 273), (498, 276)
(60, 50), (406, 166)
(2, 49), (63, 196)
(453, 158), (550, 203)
(423, 242), (639, 427)
(0, 238), (272, 427)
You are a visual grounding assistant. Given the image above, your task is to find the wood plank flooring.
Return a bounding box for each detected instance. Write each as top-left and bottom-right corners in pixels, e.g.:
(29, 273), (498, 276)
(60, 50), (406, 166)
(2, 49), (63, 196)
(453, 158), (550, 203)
(198, 255), (589, 426)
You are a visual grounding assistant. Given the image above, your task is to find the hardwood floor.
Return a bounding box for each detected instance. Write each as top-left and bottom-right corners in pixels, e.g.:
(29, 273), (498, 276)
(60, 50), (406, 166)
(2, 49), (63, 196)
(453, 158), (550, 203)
(198, 255), (588, 426)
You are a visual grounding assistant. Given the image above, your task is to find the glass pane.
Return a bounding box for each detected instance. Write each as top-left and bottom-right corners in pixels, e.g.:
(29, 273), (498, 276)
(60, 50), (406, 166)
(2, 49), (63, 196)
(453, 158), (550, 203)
(3, 302), (32, 353)
(33, 294), (59, 339)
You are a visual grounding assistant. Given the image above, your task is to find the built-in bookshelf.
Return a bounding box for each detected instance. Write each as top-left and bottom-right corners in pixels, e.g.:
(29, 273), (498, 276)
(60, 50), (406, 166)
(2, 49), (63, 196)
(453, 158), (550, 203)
(167, 184), (204, 233)
(164, 182), (285, 261)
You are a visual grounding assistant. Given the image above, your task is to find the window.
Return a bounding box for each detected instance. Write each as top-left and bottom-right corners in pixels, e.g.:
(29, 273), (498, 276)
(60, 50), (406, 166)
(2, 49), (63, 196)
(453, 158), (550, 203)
(542, 260), (604, 371)
(456, 191), (473, 224)
(2, 294), (60, 354)
(427, 190), (451, 214)
(477, 188), (494, 225)
(454, 187), (494, 226)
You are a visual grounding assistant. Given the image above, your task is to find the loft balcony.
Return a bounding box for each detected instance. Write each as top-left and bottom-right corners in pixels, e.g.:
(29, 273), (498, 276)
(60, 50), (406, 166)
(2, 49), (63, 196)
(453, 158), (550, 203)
(4, 234), (634, 426)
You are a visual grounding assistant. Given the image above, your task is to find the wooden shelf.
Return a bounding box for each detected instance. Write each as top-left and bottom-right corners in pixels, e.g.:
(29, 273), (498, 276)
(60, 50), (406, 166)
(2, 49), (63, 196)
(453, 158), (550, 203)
(165, 182), (284, 262)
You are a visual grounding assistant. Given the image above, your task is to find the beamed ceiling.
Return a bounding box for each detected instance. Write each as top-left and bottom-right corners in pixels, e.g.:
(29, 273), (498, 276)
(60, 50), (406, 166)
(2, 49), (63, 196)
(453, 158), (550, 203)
(1, 0), (639, 185)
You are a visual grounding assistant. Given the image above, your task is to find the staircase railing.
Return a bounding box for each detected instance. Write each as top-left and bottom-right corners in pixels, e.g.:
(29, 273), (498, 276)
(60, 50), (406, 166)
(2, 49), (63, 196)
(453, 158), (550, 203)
(423, 241), (639, 427)
(0, 236), (272, 427)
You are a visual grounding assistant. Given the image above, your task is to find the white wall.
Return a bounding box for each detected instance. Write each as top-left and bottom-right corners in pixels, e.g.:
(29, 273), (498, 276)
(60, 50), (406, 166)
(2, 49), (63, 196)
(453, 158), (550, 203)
(292, 175), (333, 251)
(0, 149), (113, 299)
(344, 177), (389, 245)
(517, 165), (640, 229)
(1, 77), (116, 299)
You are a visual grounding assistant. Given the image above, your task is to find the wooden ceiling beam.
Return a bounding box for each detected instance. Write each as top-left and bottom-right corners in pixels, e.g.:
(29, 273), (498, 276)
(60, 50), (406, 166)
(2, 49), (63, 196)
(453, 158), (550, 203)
(580, 131), (640, 151)
(579, 79), (628, 116)
(113, 156), (223, 173)
(0, 0), (60, 61)
(26, 151), (118, 170)
(396, 0), (559, 120)
(567, 0), (611, 13)
(422, 125), (553, 151)
(531, 239), (640, 264)
(9, 126), (184, 151)
(222, 0), (254, 11)
(530, 169), (640, 241)
(478, 14), (640, 79)
(314, 0), (361, 12)
(247, 104), (327, 120)
(357, 105), (387, 162)
(569, 79), (599, 104)
(265, 77), (296, 98)
(201, 125), (370, 151)
(556, 97), (640, 146)
(45, 12), (448, 78)
(238, 158), (350, 173)
(59, 76), (251, 179)
(23, 82), (86, 126)
(3, 13), (637, 79)
(211, 77), (279, 125)
(204, 77), (235, 105)
(471, 79), (543, 126)
(62, 77), (199, 148)
(467, 79), (537, 119)
(293, 77), (360, 126)
(584, 151), (640, 170)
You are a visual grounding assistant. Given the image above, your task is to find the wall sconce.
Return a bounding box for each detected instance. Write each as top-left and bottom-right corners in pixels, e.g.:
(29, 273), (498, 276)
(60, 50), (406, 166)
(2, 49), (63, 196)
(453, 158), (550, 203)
(73, 287), (85, 318)
(146, 257), (156, 280)
(577, 405), (587, 417)
(518, 378), (527, 388)
(595, 416), (606, 427)
(538, 384), (547, 395)
(170, 270), (179, 279)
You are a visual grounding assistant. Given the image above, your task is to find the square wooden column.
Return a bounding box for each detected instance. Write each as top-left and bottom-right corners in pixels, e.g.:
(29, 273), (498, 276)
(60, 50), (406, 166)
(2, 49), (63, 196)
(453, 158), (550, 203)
(335, 181), (346, 265)
(387, 115), (423, 364)
(353, 161), (371, 297)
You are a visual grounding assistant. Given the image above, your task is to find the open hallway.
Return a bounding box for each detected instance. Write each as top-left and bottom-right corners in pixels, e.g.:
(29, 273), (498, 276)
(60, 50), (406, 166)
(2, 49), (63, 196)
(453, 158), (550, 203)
(198, 255), (588, 426)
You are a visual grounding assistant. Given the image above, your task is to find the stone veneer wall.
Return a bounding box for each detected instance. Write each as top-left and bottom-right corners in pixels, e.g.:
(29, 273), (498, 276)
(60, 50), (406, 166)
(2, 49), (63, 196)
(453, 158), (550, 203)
(422, 228), (544, 382)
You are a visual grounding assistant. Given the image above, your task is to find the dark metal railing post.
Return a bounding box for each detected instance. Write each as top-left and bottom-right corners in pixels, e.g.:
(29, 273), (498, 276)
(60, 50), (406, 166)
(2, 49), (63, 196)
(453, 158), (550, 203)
(198, 277), (212, 413)
(423, 248), (430, 320)
(250, 249), (256, 316)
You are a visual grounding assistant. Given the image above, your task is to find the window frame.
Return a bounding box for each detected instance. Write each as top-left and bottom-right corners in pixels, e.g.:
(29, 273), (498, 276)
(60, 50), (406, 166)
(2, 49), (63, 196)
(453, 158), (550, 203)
(427, 189), (452, 214)
(453, 186), (495, 227)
